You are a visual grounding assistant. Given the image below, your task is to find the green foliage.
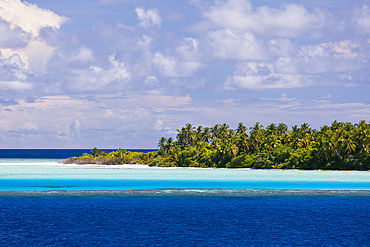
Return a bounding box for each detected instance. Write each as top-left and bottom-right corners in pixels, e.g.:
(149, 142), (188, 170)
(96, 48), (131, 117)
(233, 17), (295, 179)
(154, 120), (370, 170)
(65, 120), (370, 170)
(63, 148), (155, 165)
(226, 153), (256, 168)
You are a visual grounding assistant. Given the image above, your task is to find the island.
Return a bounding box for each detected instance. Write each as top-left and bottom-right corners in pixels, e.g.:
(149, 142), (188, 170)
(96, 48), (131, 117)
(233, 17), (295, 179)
(64, 120), (370, 170)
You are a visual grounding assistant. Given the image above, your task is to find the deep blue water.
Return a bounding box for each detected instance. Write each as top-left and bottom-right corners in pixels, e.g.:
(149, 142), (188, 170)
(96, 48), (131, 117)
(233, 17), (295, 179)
(0, 149), (157, 159)
(0, 195), (369, 246)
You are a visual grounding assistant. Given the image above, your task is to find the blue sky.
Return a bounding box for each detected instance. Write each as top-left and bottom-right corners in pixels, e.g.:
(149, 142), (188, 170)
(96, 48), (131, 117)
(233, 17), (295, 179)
(0, 0), (370, 148)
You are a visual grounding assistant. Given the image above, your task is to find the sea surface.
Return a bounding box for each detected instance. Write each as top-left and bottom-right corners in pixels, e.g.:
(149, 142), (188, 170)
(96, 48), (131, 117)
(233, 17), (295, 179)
(0, 149), (369, 246)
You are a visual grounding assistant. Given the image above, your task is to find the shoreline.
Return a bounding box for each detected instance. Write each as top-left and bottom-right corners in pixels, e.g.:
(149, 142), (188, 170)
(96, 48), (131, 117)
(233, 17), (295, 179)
(1, 189), (370, 196)
(2, 162), (369, 171)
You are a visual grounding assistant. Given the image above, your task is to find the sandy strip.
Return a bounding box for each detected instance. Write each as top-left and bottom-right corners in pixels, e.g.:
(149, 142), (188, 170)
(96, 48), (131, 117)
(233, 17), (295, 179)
(0, 189), (369, 196)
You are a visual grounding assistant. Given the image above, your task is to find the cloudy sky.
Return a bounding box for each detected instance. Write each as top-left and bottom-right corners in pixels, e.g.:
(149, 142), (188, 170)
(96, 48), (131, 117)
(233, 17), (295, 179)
(0, 0), (370, 148)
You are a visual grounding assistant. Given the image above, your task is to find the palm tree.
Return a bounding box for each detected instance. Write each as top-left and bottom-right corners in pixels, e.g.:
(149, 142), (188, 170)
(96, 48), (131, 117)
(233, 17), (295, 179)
(184, 123), (196, 146)
(236, 122), (247, 135)
(339, 133), (356, 157)
(91, 147), (102, 157)
(237, 133), (250, 155)
(196, 125), (203, 136)
(358, 128), (370, 153)
(165, 137), (174, 154)
(266, 123), (277, 136)
(264, 134), (280, 150)
(277, 123), (289, 145)
(158, 137), (167, 153)
(250, 122), (264, 153)
(194, 125), (204, 146)
(114, 148), (127, 163)
(211, 124), (221, 139)
(176, 127), (187, 148)
(277, 123), (288, 135)
(225, 142), (239, 159)
(219, 123), (230, 139)
(202, 127), (212, 143)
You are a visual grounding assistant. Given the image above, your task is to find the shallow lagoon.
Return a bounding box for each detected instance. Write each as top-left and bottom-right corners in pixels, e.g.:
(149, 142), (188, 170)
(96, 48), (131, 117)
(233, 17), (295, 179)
(1, 162), (370, 191)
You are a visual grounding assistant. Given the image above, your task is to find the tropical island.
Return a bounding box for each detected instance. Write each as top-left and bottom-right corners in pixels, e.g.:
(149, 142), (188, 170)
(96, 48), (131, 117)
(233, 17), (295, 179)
(64, 121), (370, 170)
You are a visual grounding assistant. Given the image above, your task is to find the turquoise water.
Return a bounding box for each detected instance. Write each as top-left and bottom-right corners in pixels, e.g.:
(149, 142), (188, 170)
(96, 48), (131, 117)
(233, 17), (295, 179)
(1, 162), (370, 191)
(0, 159), (63, 163)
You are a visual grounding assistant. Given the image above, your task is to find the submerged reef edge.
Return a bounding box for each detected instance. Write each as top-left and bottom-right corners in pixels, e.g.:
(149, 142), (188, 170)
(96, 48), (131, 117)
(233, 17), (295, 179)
(0, 189), (370, 196)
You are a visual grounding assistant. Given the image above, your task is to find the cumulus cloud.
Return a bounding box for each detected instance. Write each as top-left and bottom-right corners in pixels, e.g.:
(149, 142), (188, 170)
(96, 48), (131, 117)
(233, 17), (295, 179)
(68, 54), (131, 91)
(206, 29), (266, 60)
(353, 5), (370, 35)
(153, 37), (202, 77)
(70, 46), (95, 63)
(0, 19), (30, 49)
(153, 52), (202, 78)
(135, 7), (161, 29)
(2, 38), (57, 72)
(276, 40), (365, 75)
(153, 52), (177, 77)
(0, 0), (68, 37)
(224, 38), (369, 90)
(0, 54), (32, 90)
(0, 0), (68, 72)
(197, 0), (331, 38)
(225, 61), (314, 89)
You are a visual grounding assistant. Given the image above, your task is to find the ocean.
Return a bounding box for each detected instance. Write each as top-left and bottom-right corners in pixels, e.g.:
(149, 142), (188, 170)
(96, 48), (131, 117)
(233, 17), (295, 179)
(0, 149), (369, 246)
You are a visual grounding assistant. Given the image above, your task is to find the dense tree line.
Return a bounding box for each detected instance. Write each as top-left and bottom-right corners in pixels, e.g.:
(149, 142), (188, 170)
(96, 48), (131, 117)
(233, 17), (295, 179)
(152, 121), (370, 170)
(65, 121), (370, 170)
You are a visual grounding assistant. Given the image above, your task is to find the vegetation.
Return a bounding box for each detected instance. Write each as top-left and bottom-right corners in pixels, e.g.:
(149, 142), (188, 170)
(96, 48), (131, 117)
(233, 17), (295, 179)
(63, 148), (155, 165)
(65, 120), (370, 170)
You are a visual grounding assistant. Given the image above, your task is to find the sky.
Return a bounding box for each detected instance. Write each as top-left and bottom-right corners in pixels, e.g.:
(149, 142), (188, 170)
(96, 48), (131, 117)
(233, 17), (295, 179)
(0, 0), (370, 148)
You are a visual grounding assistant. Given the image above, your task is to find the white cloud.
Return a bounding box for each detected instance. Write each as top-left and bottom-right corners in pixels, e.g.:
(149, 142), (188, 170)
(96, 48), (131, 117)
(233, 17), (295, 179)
(0, 94), (194, 148)
(135, 7), (161, 29)
(320, 40), (360, 59)
(23, 121), (38, 130)
(206, 29), (266, 60)
(1, 38), (56, 72)
(144, 76), (158, 86)
(225, 61), (313, 89)
(0, 80), (32, 90)
(274, 40), (365, 75)
(353, 5), (370, 34)
(153, 52), (177, 77)
(153, 51), (202, 77)
(153, 37), (203, 77)
(70, 46), (95, 63)
(177, 37), (200, 58)
(224, 38), (368, 90)
(0, 0), (68, 73)
(0, 54), (32, 90)
(0, 0), (68, 37)
(68, 54), (131, 91)
(198, 0), (331, 38)
(0, 19), (30, 49)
